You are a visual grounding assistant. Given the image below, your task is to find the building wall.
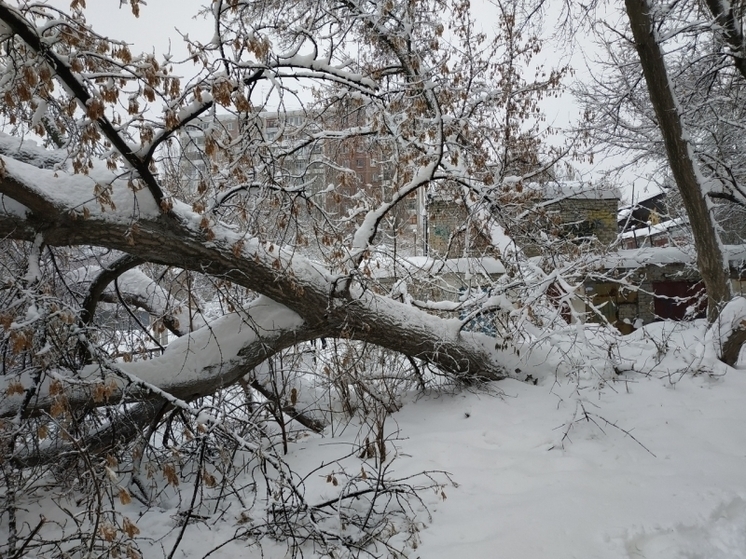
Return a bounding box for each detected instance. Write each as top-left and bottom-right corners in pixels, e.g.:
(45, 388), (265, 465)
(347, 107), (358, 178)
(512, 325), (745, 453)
(587, 263), (716, 332)
(426, 193), (619, 258)
(426, 199), (491, 258)
(178, 114), (240, 194)
(176, 110), (422, 248)
(548, 198), (619, 247)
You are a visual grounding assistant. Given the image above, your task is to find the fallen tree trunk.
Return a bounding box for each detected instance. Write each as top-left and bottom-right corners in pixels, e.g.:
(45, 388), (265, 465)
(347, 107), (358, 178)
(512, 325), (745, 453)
(0, 154), (510, 420)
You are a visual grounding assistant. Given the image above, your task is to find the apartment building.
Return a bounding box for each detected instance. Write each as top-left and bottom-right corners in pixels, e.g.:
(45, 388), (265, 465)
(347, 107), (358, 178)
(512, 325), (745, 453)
(176, 108), (418, 249)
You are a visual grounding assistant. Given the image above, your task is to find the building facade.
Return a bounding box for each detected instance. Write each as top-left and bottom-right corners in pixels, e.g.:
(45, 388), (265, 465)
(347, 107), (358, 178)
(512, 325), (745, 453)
(175, 109), (418, 248)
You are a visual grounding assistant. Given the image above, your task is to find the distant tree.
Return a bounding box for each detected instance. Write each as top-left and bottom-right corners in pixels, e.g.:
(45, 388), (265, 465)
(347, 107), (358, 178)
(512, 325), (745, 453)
(575, 0), (746, 360)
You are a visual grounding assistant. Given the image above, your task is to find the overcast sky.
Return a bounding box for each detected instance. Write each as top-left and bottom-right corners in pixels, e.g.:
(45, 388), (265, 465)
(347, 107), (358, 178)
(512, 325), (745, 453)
(79, 0), (207, 60)
(68, 1), (650, 201)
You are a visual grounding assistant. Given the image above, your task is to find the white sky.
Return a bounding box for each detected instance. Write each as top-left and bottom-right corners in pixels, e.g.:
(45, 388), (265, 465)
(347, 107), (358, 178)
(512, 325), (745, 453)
(79, 0), (207, 60)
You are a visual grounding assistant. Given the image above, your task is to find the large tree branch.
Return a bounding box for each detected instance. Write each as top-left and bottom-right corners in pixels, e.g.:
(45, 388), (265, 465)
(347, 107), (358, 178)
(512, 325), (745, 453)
(0, 1), (166, 208)
(10, 400), (168, 469)
(80, 255), (145, 325)
(0, 132), (66, 169)
(704, 0), (746, 82)
(7, 279), (331, 467)
(0, 296), (331, 419)
(0, 155), (510, 391)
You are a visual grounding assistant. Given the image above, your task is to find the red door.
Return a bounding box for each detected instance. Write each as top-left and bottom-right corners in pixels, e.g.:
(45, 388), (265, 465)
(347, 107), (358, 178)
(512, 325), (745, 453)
(652, 281), (706, 320)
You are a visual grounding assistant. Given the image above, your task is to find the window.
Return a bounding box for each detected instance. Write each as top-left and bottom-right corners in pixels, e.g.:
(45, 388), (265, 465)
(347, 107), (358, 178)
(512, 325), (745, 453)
(356, 158), (364, 168)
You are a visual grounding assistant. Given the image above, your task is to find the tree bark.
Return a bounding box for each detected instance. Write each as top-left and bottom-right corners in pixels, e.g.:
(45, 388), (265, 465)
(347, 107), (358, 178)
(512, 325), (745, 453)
(625, 0), (732, 322)
(10, 400), (168, 469)
(720, 323), (746, 366)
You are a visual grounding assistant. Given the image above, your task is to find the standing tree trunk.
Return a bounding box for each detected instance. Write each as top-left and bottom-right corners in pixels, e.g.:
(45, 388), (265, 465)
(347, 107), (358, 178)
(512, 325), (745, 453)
(624, 0), (732, 323)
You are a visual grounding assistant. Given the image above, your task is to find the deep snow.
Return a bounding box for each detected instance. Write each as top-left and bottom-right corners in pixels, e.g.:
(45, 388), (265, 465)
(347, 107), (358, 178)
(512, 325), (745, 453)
(6, 320), (746, 559)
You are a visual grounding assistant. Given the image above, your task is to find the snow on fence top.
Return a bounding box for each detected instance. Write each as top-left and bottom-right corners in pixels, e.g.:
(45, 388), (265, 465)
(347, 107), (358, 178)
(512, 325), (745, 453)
(368, 256), (505, 280)
(538, 180), (621, 201)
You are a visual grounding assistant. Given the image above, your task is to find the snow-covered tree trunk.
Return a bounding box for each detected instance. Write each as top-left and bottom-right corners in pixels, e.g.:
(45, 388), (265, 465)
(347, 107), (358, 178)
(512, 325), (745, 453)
(0, 0), (568, 420)
(0, 143), (512, 421)
(624, 0), (733, 323)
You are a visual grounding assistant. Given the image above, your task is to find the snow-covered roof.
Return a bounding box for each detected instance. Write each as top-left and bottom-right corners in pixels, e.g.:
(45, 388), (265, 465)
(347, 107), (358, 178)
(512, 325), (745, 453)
(620, 217), (688, 240)
(618, 191), (667, 222)
(625, 184), (666, 205)
(602, 244), (746, 269)
(603, 247), (695, 268)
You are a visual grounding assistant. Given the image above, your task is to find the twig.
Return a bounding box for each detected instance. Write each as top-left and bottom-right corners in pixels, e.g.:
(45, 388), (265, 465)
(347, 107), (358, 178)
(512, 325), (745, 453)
(8, 515), (46, 559)
(167, 441), (205, 559)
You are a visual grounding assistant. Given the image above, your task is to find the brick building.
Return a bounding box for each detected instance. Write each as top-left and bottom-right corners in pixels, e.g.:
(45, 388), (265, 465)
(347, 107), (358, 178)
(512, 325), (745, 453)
(423, 181), (620, 258)
(424, 197), (493, 258)
(588, 247), (746, 333)
(176, 109), (419, 247)
(540, 182), (620, 247)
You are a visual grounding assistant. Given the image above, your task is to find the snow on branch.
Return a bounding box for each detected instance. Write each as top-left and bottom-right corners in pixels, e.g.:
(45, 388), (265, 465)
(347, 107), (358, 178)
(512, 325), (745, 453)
(0, 150), (160, 223)
(0, 149), (514, 382)
(350, 161), (438, 264)
(0, 296), (315, 419)
(0, 131), (66, 169)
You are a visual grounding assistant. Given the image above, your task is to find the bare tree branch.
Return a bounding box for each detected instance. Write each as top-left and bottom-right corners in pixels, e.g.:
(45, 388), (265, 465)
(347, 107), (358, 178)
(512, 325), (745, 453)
(0, 1), (167, 208)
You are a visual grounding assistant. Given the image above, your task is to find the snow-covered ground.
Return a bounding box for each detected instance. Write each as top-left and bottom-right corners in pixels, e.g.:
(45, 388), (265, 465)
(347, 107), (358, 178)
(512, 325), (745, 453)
(404, 374), (746, 559)
(8, 320), (746, 558)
